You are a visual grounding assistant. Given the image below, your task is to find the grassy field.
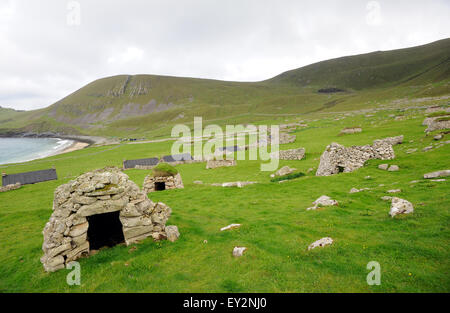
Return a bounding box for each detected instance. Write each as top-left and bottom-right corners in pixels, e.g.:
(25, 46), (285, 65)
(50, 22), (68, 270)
(0, 102), (449, 292)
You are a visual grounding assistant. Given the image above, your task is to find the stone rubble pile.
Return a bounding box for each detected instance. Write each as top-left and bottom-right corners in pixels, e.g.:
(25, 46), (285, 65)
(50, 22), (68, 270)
(279, 133), (296, 144)
(41, 167), (177, 272)
(316, 136), (403, 176)
(272, 166), (296, 177)
(0, 182), (21, 193)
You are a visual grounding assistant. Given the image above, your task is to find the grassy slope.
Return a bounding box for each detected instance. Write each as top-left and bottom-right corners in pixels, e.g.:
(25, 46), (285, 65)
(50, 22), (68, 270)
(1, 39), (449, 138)
(0, 105), (449, 292)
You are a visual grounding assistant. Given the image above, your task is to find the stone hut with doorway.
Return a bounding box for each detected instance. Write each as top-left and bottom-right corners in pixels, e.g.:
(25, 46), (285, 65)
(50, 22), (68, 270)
(315, 136), (403, 176)
(143, 163), (184, 193)
(40, 167), (178, 272)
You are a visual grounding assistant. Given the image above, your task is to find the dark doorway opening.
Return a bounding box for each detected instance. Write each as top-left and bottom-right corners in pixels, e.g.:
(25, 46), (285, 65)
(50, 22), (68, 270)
(155, 182), (166, 191)
(87, 211), (125, 250)
(337, 166), (345, 173)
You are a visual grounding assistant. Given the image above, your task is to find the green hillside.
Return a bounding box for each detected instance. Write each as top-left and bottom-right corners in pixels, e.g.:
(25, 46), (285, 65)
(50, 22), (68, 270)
(269, 38), (450, 89)
(0, 39), (449, 138)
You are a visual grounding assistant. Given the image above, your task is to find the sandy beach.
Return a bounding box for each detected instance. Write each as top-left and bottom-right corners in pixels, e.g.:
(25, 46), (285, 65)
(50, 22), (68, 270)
(57, 141), (90, 155)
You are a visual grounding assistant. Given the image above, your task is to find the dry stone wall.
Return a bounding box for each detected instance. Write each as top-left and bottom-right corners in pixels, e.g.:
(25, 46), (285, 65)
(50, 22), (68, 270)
(0, 183), (21, 192)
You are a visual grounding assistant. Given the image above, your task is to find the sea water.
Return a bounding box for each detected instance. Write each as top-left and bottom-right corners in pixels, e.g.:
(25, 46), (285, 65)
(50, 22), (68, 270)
(0, 138), (74, 165)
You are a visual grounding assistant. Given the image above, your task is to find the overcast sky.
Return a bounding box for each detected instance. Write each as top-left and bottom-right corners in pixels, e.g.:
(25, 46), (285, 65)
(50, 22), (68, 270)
(0, 0), (449, 110)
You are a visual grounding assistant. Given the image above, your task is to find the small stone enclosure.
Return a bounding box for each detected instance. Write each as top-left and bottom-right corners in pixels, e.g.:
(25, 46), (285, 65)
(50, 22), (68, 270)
(143, 173), (184, 193)
(41, 167), (177, 272)
(316, 135), (403, 176)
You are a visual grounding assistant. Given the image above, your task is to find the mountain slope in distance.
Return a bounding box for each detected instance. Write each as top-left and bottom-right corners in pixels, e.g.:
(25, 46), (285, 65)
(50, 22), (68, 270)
(0, 38), (449, 138)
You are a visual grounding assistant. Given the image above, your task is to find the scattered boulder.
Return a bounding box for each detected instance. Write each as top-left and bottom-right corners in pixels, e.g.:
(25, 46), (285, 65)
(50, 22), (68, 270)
(422, 146), (433, 152)
(316, 136), (400, 176)
(387, 189), (401, 193)
(388, 165), (399, 172)
(381, 196), (393, 201)
(274, 166), (296, 177)
(307, 195), (338, 210)
(165, 225), (180, 242)
(220, 224), (241, 231)
(308, 237), (333, 250)
(378, 164), (389, 170)
(434, 134), (443, 140)
(219, 181), (256, 188)
(206, 159), (237, 169)
(233, 247), (247, 257)
(40, 167), (176, 272)
(406, 148), (417, 154)
(389, 197), (414, 217)
(0, 182), (21, 193)
(379, 135), (404, 146)
(193, 180), (203, 185)
(423, 170), (450, 179)
(349, 187), (370, 193)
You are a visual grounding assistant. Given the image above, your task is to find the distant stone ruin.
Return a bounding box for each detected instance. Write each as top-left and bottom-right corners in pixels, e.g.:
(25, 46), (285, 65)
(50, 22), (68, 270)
(41, 167), (177, 272)
(274, 147), (305, 160)
(423, 115), (450, 133)
(316, 136), (403, 176)
(206, 159), (237, 169)
(339, 127), (362, 135)
(279, 133), (296, 144)
(143, 173), (184, 193)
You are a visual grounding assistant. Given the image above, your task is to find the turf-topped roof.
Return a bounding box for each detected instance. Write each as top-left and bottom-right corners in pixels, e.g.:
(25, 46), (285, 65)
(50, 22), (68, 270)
(152, 163), (179, 177)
